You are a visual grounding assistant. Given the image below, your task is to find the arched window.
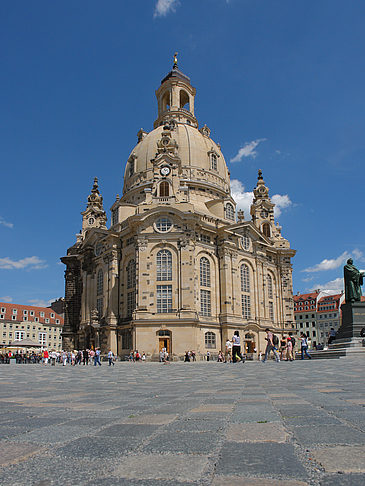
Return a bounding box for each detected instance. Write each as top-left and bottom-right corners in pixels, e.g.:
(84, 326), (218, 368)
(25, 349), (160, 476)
(226, 203), (235, 221)
(180, 90), (189, 110)
(127, 260), (136, 289)
(96, 269), (103, 296)
(200, 257), (211, 287)
(162, 91), (170, 111)
(240, 264), (250, 292)
(159, 181), (169, 197)
(263, 223), (271, 237)
(205, 331), (216, 349)
(267, 274), (274, 299)
(157, 250), (172, 281)
(211, 153), (217, 171)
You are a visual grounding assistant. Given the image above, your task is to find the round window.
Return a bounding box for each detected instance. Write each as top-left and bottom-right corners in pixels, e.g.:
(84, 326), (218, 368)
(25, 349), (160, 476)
(88, 217), (95, 225)
(155, 217), (173, 233)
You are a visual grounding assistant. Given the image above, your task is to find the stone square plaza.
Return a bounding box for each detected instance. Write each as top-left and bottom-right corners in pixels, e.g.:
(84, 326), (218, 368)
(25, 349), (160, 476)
(0, 358), (365, 486)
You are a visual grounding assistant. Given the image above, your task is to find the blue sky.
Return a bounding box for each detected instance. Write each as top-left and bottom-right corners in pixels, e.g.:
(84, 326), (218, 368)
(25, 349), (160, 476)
(1, 0), (365, 306)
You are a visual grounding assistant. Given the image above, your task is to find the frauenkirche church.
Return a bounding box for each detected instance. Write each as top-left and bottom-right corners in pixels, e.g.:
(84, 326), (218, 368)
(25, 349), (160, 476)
(61, 58), (296, 359)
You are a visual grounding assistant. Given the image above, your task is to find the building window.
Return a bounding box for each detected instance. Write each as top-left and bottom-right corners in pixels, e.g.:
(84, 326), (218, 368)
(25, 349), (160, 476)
(97, 269), (104, 296)
(127, 291), (136, 317)
(242, 235), (250, 250)
(205, 331), (216, 349)
(157, 285), (172, 313)
(35, 317), (39, 322)
(96, 297), (103, 317)
(128, 159), (134, 177)
(225, 203), (235, 221)
(200, 257), (211, 287)
(12, 309), (17, 314)
(12, 315), (16, 320)
(157, 250), (172, 281)
(200, 234), (211, 244)
(240, 264), (250, 292)
(30, 311), (34, 316)
(159, 181), (169, 197)
(39, 332), (47, 346)
(40, 312), (44, 317)
(112, 208), (118, 226)
(210, 154), (217, 171)
(15, 331), (25, 341)
(155, 217), (173, 233)
(200, 289), (211, 316)
(50, 313), (55, 318)
(23, 310), (28, 315)
(1, 307), (5, 312)
(262, 223), (271, 237)
(56, 319), (60, 324)
(242, 294), (251, 319)
(45, 318), (49, 324)
(269, 301), (274, 321)
(127, 259), (136, 289)
(121, 329), (132, 349)
(267, 274), (273, 299)
(23, 316), (28, 321)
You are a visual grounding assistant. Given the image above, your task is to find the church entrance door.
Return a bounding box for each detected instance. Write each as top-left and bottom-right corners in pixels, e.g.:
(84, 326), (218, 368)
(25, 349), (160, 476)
(159, 337), (170, 354)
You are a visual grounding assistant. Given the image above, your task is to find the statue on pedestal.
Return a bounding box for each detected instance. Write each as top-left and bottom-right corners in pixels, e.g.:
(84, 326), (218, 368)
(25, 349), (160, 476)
(344, 259), (364, 303)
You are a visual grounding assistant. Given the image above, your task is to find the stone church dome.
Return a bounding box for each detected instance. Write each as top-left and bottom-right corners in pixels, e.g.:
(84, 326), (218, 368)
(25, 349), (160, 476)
(121, 59), (233, 211)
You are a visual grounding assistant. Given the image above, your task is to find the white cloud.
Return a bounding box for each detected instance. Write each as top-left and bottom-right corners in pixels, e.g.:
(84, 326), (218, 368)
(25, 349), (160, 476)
(28, 298), (54, 307)
(230, 138), (266, 162)
(154, 0), (179, 17)
(303, 250), (358, 273)
(0, 295), (13, 302)
(230, 179), (292, 218)
(0, 217), (14, 229)
(309, 277), (344, 294)
(0, 256), (48, 270)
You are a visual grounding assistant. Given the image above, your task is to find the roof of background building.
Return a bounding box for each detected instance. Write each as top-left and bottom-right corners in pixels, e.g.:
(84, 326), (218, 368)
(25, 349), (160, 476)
(293, 292), (319, 302)
(0, 302), (63, 326)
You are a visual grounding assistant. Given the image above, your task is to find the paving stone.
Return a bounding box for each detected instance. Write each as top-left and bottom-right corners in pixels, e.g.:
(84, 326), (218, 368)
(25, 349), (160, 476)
(212, 477), (309, 486)
(225, 422), (289, 442)
(311, 445), (365, 472)
(96, 423), (159, 438)
(56, 435), (139, 458)
(86, 479), (197, 486)
(142, 430), (219, 453)
(0, 441), (44, 467)
(283, 415), (342, 426)
(113, 454), (209, 481)
(292, 425), (365, 446)
(190, 404), (234, 413)
(122, 414), (177, 425)
(319, 474), (365, 485)
(165, 417), (226, 433)
(216, 443), (307, 478)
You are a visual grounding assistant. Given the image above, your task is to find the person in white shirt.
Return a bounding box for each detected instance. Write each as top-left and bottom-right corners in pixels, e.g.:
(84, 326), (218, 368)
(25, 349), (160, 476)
(232, 331), (241, 363)
(108, 350), (115, 366)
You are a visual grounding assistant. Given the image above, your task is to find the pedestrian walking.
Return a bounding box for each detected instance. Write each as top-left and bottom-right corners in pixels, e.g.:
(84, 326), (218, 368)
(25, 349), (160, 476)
(262, 328), (280, 363)
(94, 348), (102, 366)
(232, 331), (241, 363)
(300, 333), (312, 360)
(108, 350), (115, 366)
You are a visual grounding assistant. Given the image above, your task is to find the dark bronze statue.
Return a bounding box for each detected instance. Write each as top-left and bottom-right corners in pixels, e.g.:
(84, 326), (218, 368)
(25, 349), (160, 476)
(344, 258), (364, 303)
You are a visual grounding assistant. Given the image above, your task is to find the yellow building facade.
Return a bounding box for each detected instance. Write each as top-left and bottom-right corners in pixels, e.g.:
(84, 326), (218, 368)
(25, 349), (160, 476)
(61, 62), (296, 359)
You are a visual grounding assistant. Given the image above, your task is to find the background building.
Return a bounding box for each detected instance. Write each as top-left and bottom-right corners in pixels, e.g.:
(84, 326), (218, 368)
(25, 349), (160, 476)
(62, 61), (296, 359)
(0, 302), (63, 350)
(294, 291), (345, 347)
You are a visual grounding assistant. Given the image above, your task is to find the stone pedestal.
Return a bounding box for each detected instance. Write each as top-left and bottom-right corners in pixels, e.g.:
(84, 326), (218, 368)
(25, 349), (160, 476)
(336, 302), (365, 340)
(329, 302), (365, 353)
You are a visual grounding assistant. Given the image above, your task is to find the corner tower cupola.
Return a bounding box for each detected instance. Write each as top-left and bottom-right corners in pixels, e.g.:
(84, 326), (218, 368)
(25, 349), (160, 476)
(80, 177), (107, 237)
(250, 170), (275, 237)
(154, 53), (197, 129)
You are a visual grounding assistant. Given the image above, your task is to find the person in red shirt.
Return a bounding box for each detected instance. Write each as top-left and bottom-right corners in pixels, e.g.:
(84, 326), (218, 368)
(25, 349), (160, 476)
(43, 349), (49, 365)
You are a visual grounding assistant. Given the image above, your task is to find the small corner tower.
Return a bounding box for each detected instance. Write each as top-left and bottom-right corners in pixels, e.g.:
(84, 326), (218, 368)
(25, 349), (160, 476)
(80, 177), (107, 237)
(154, 53), (197, 128)
(250, 169), (275, 238)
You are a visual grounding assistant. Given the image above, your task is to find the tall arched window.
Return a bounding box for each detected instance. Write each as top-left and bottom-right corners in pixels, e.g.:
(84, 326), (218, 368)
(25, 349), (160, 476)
(226, 203), (235, 221)
(240, 264), (250, 292)
(263, 223), (271, 237)
(157, 250), (172, 281)
(267, 274), (273, 299)
(127, 259), (136, 289)
(211, 154), (217, 171)
(180, 90), (189, 110)
(159, 181), (169, 197)
(96, 269), (103, 296)
(200, 257), (211, 287)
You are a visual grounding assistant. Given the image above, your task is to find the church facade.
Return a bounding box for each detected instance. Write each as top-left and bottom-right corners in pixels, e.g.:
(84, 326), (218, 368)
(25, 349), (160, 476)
(61, 61), (296, 359)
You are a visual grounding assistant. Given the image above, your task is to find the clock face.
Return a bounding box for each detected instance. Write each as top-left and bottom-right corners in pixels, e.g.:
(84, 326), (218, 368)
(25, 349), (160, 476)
(160, 166), (170, 176)
(260, 210), (268, 219)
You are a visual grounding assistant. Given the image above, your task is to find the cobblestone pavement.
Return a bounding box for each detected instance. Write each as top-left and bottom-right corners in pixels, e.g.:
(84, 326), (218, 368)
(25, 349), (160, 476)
(0, 356), (365, 486)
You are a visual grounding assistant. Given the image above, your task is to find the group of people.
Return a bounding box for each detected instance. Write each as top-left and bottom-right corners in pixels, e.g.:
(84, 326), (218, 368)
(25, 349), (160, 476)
(183, 350), (196, 362)
(262, 329), (312, 362)
(127, 350), (146, 362)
